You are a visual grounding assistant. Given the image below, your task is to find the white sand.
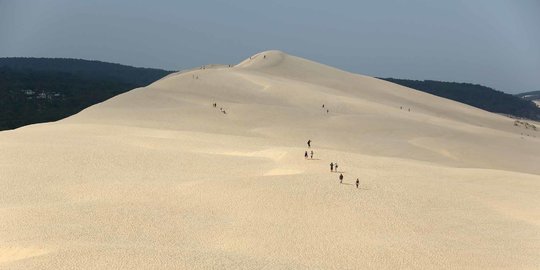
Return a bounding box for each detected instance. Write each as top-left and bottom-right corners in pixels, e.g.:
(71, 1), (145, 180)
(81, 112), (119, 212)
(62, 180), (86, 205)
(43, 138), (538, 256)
(1, 50), (539, 269)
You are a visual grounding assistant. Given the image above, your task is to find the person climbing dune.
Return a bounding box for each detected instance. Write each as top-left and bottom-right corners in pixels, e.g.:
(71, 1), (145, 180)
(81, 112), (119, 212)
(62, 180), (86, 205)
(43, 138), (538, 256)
(330, 162), (334, 172)
(356, 178), (359, 189)
(339, 173), (344, 184)
(304, 151), (308, 159)
(307, 139), (311, 148)
(310, 150), (313, 159)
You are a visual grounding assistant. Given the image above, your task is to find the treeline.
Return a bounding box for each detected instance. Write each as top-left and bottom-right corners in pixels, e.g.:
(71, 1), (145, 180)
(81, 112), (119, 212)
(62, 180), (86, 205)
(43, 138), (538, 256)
(0, 57), (171, 86)
(0, 58), (173, 131)
(381, 78), (540, 121)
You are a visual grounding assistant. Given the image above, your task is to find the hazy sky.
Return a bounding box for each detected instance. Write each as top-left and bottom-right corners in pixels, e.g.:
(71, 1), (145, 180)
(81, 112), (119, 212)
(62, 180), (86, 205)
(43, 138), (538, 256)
(1, 0), (538, 93)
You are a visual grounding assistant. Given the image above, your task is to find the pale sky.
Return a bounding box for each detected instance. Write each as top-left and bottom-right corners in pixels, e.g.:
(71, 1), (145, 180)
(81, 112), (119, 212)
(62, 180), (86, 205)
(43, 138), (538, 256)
(1, 0), (538, 93)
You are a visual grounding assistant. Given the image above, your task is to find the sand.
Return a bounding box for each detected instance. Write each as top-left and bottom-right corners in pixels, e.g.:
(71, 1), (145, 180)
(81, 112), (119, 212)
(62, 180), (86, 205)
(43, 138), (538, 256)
(1, 50), (539, 269)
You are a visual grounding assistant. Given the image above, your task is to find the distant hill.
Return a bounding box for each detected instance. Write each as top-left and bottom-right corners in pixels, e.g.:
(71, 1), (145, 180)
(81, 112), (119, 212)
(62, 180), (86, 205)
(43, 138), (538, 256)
(0, 58), (173, 131)
(0, 57), (171, 86)
(516, 91), (540, 102)
(381, 78), (540, 121)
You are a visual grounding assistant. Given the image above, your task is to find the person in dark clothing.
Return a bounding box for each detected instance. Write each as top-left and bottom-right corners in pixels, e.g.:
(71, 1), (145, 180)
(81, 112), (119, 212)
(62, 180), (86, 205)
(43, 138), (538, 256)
(330, 162), (334, 172)
(335, 163), (339, 172)
(322, 104), (325, 108)
(307, 139), (311, 148)
(310, 150), (313, 159)
(304, 151), (308, 159)
(339, 173), (344, 184)
(356, 178), (359, 188)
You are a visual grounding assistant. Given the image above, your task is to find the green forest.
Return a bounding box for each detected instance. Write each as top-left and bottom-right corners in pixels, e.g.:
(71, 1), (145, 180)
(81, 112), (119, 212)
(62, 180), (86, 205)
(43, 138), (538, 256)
(0, 58), (172, 131)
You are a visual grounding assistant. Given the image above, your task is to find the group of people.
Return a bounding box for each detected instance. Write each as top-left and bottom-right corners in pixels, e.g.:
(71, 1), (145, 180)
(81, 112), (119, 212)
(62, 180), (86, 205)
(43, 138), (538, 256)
(213, 102), (227, 114)
(305, 139), (360, 189)
(322, 104), (329, 114)
(400, 106), (411, 112)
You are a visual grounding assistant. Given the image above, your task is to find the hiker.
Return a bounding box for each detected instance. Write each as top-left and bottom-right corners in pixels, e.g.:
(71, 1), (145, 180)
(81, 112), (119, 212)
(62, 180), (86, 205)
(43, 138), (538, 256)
(304, 151), (308, 159)
(330, 162), (334, 172)
(339, 173), (344, 184)
(335, 163), (339, 172)
(356, 178), (359, 188)
(326, 109), (329, 113)
(307, 139), (311, 148)
(310, 150), (313, 159)
(264, 55), (266, 59)
(322, 104), (325, 108)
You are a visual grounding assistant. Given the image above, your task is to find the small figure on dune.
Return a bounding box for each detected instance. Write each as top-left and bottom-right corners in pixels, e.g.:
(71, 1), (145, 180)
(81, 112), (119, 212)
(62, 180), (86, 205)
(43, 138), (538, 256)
(220, 107), (223, 111)
(326, 109), (329, 114)
(310, 150), (313, 159)
(330, 162), (334, 172)
(339, 173), (344, 184)
(264, 55), (266, 59)
(307, 139), (311, 148)
(213, 103), (217, 108)
(304, 151), (308, 159)
(322, 104), (325, 108)
(335, 163), (339, 172)
(356, 178), (359, 188)
(222, 110), (227, 114)
(408, 108), (410, 112)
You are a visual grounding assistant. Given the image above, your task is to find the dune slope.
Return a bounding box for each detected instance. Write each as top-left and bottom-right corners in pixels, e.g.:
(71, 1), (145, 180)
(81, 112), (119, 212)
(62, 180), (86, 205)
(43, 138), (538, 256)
(1, 50), (539, 269)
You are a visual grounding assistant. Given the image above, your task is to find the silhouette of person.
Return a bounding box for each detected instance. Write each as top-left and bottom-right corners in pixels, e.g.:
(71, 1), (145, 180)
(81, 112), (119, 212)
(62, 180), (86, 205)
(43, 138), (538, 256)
(335, 163), (339, 172)
(310, 150), (313, 159)
(307, 139), (311, 148)
(356, 178), (359, 188)
(339, 173), (344, 184)
(304, 151), (308, 159)
(322, 104), (325, 108)
(264, 55), (266, 59)
(330, 162), (334, 172)
(326, 109), (329, 113)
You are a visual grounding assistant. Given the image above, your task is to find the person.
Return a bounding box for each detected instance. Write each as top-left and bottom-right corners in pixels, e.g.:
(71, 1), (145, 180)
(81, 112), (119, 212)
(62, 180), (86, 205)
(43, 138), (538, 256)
(322, 104), (325, 108)
(310, 150), (313, 159)
(307, 139), (311, 148)
(304, 151), (308, 159)
(330, 162), (334, 172)
(356, 178), (359, 188)
(264, 55), (266, 59)
(335, 163), (339, 172)
(326, 109), (329, 113)
(339, 173), (344, 184)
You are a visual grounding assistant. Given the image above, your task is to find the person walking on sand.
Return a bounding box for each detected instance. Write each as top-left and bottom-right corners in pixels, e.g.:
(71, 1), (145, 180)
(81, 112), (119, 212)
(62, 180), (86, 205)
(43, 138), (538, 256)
(356, 178), (359, 188)
(335, 163), (339, 172)
(304, 151), (308, 159)
(307, 139), (311, 148)
(310, 150), (313, 159)
(322, 104), (325, 108)
(339, 173), (344, 184)
(330, 162), (334, 172)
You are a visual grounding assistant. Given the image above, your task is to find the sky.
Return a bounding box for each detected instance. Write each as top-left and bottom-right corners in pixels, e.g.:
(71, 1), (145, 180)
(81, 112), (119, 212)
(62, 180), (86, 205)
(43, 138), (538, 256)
(0, 0), (538, 93)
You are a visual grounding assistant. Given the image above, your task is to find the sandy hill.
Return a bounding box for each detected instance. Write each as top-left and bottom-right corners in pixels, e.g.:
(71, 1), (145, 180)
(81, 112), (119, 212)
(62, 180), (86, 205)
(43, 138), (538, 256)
(1, 50), (539, 269)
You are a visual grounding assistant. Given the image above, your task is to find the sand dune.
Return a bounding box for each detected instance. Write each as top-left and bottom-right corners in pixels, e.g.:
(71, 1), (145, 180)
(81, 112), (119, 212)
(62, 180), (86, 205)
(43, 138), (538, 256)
(1, 50), (539, 269)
